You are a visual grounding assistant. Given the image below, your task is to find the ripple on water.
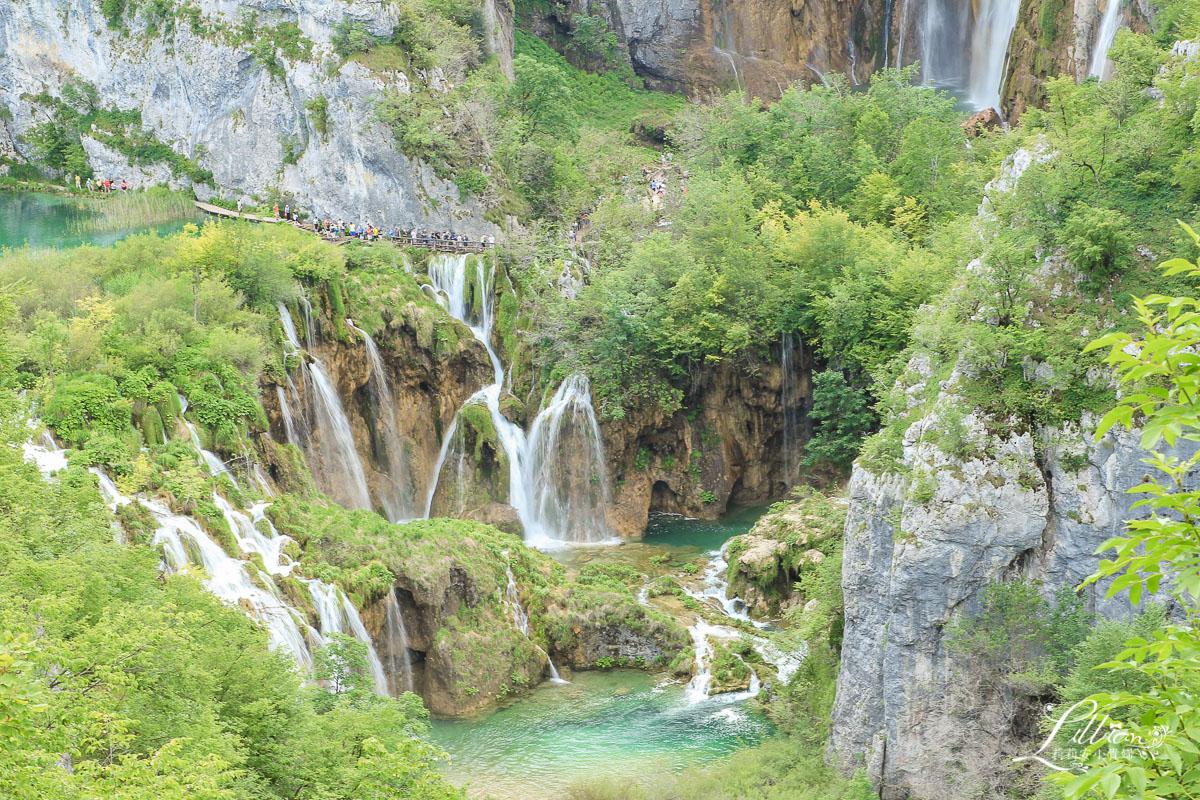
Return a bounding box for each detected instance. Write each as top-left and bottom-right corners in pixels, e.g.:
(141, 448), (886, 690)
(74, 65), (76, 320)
(431, 670), (772, 800)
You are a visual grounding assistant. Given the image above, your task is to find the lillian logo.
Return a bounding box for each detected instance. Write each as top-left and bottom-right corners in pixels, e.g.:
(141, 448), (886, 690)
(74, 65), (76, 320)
(1012, 699), (1167, 772)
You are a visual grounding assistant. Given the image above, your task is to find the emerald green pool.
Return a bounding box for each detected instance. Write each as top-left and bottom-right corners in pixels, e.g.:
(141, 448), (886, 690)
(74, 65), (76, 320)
(430, 670), (771, 800)
(0, 190), (201, 250)
(552, 505), (769, 573)
(433, 508), (775, 799)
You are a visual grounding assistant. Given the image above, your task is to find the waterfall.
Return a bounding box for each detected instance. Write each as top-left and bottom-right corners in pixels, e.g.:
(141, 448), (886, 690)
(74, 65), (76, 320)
(781, 334), (801, 487)
(425, 254), (612, 545)
(1089, 0), (1125, 79)
(384, 592), (415, 694)
(179, 394), (239, 488)
(503, 558), (567, 683)
(277, 384), (299, 444)
(847, 38), (860, 86)
(306, 579), (390, 695)
(966, 0), (1022, 111)
(278, 303), (372, 511)
(882, 0), (894, 68)
(150, 495), (314, 667)
(424, 411), (475, 518)
(348, 321), (415, 522)
(685, 620), (718, 702)
(524, 374), (611, 546)
(920, 0), (972, 88)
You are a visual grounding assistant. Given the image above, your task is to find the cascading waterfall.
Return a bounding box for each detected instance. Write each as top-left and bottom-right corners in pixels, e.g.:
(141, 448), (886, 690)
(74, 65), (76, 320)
(26, 431), (393, 696)
(524, 375), (611, 546)
(179, 394), (239, 488)
(966, 0), (1022, 111)
(347, 321), (415, 522)
(278, 303), (372, 510)
(151, 494), (315, 667)
(384, 592), (416, 694)
(1088, 0), (1125, 79)
(425, 254), (612, 545)
(781, 334), (801, 487)
(503, 559), (567, 683)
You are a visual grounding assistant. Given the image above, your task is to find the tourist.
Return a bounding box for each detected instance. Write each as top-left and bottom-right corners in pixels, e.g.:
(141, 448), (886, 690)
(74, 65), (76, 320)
(273, 204), (279, 218)
(74, 174), (81, 190)
(120, 180), (127, 191)
(237, 197), (244, 215)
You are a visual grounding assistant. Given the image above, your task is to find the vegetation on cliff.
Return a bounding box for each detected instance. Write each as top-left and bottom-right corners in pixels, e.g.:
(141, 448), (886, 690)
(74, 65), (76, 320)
(0, 288), (464, 799)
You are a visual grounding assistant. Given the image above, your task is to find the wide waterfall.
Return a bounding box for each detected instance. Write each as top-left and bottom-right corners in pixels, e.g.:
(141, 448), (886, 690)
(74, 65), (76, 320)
(895, 0), (1021, 111)
(278, 303), (373, 510)
(425, 254), (612, 545)
(1089, 0), (1125, 78)
(348, 321), (416, 522)
(524, 374), (611, 545)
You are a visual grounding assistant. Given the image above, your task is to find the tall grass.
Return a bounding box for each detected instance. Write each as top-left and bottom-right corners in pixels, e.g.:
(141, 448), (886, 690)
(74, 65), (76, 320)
(69, 188), (195, 234)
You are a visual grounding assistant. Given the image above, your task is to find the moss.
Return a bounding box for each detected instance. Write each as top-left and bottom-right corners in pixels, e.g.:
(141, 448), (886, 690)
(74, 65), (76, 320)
(138, 405), (165, 446)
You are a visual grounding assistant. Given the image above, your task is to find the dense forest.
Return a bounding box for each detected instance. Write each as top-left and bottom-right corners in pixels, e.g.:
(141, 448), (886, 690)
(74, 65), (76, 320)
(4, 0), (1200, 797)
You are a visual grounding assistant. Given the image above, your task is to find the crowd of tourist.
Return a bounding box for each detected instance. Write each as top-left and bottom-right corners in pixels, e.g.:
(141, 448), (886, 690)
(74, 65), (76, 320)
(253, 203), (497, 249)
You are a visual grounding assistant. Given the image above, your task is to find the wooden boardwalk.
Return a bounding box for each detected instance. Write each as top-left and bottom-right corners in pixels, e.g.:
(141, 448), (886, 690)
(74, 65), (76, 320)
(193, 200), (495, 253)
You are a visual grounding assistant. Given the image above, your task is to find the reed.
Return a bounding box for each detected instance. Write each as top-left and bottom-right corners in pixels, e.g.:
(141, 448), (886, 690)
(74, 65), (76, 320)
(69, 188), (195, 234)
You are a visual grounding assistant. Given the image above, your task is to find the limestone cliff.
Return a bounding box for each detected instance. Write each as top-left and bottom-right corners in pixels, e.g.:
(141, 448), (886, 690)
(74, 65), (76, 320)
(1000, 0), (1153, 119)
(601, 347), (814, 536)
(0, 0), (506, 229)
(522, 0), (886, 98)
(827, 355), (1188, 798)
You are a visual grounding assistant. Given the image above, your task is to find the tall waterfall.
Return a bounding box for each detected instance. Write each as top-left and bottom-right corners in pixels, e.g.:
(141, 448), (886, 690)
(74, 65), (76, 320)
(966, 0), (1022, 111)
(424, 254), (612, 545)
(348, 321), (415, 522)
(384, 592), (415, 694)
(278, 303), (372, 511)
(1088, 0), (1125, 79)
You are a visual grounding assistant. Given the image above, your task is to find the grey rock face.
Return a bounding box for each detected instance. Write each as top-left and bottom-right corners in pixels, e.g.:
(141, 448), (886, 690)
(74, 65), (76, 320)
(0, 0), (502, 232)
(828, 363), (1188, 798)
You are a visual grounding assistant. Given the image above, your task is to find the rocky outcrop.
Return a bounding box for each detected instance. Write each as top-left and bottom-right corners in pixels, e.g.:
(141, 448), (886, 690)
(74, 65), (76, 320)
(0, 0), (504, 229)
(726, 492), (843, 616)
(827, 356), (1189, 799)
(1000, 0), (1152, 120)
(602, 346), (813, 536)
(524, 0), (886, 98)
(260, 282), (494, 518)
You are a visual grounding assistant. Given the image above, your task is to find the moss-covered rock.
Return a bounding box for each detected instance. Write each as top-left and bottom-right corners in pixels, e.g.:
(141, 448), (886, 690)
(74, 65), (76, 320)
(726, 489), (846, 617)
(267, 496), (689, 715)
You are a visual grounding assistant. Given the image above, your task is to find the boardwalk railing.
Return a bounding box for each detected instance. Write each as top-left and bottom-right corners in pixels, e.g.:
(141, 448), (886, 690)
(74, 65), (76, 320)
(194, 201), (498, 252)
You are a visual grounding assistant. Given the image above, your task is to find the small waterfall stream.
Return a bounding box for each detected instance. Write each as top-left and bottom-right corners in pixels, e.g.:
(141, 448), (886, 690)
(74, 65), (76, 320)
(425, 254), (612, 546)
(348, 321), (415, 522)
(278, 303), (372, 510)
(1088, 0), (1125, 79)
(307, 579), (390, 695)
(781, 334), (801, 487)
(503, 557), (567, 683)
(384, 592), (416, 694)
(179, 394), (239, 488)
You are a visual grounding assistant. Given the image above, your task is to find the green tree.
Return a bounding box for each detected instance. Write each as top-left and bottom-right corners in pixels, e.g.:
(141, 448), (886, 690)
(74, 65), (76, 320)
(802, 370), (874, 471)
(508, 54), (579, 142)
(1053, 225), (1200, 798)
(1061, 205), (1131, 289)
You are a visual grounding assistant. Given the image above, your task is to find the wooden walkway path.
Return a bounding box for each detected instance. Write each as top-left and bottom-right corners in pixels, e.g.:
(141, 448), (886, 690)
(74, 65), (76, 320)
(193, 200), (495, 253)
